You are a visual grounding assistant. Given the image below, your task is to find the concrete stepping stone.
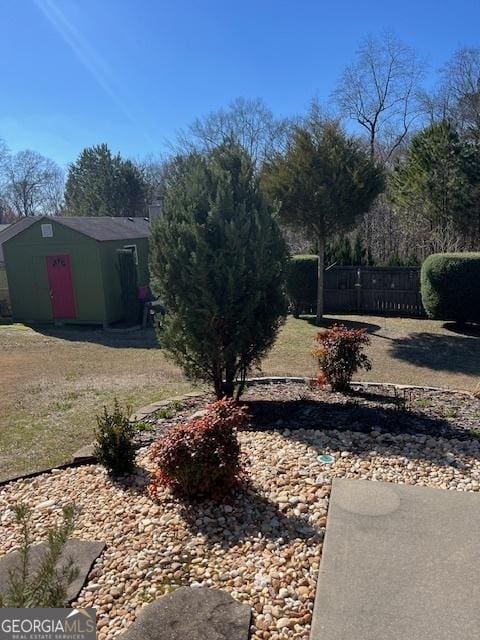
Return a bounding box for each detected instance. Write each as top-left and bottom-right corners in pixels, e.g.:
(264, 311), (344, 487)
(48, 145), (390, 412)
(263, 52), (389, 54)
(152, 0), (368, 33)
(0, 539), (105, 604)
(71, 443), (97, 463)
(311, 479), (480, 640)
(121, 587), (251, 639)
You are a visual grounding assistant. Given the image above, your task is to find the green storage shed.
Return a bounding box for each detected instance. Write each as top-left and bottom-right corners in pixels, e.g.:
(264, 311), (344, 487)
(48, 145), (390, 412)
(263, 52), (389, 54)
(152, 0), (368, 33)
(3, 216), (150, 326)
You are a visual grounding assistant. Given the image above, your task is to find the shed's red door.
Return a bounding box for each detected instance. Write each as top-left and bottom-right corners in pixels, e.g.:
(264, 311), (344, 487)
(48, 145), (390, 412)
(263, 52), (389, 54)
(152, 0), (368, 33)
(46, 255), (76, 319)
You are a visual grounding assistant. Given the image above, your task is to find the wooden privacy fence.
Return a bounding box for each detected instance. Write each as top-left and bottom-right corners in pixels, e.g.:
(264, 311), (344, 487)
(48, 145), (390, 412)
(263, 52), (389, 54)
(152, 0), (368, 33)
(323, 266), (425, 317)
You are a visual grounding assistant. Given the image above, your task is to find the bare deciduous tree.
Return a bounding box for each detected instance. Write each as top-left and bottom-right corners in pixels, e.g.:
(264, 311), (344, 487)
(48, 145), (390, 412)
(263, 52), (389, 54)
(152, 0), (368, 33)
(440, 46), (480, 132)
(176, 97), (292, 167)
(4, 150), (64, 216)
(135, 153), (170, 204)
(333, 32), (425, 162)
(419, 47), (480, 133)
(417, 85), (454, 126)
(0, 138), (12, 223)
(0, 138), (8, 169)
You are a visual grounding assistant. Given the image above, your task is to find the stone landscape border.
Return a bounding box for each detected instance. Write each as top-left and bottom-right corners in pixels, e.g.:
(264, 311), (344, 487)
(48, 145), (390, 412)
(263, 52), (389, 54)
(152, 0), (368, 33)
(0, 378), (477, 488)
(129, 391), (205, 421)
(244, 376), (477, 398)
(0, 459), (100, 488)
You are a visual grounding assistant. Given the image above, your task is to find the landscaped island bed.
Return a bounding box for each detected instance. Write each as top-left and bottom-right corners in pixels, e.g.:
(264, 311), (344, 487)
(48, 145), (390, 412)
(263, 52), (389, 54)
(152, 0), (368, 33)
(2, 315), (480, 481)
(1, 383), (480, 640)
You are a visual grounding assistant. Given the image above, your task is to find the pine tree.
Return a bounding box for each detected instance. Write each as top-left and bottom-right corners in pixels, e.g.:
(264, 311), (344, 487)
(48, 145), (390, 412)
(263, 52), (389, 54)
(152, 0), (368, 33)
(64, 144), (147, 217)
(0, 504), (78, 608)
(389, 121), (474, 236)
(149, 142), (287, 399)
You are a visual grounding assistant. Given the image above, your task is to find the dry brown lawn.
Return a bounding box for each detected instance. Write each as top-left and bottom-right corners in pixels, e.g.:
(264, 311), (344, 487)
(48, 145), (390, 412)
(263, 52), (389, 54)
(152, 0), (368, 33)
(0, 324), (191, 481)
(1, 314), (479, 480)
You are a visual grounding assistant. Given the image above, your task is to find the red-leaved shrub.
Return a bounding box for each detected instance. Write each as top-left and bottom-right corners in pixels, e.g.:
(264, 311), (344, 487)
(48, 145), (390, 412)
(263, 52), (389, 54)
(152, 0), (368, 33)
(312, 324), (372, 392)
(148, 398), (249, 499)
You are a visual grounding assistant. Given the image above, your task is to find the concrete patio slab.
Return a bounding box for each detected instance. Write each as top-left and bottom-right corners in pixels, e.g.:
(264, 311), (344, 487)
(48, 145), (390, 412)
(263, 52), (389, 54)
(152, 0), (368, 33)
(311, 479), (480, 640)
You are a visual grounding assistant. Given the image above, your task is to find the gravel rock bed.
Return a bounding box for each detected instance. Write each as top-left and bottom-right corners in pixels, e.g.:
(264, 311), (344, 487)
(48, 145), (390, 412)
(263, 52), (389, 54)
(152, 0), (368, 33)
(1, 383), (480, 640)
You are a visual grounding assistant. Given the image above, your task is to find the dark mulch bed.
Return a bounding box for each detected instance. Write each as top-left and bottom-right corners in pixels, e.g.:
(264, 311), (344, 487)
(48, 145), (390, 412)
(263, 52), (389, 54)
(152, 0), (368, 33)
(241, 382), (480, 441)
(134, 381), (480, 447)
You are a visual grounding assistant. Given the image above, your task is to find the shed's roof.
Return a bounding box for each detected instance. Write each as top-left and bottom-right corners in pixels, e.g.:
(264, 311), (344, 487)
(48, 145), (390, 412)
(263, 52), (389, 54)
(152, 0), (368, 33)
(0, 217), (37, 263)
(0, 216), (150, 262)
(55, 216), (150, 241)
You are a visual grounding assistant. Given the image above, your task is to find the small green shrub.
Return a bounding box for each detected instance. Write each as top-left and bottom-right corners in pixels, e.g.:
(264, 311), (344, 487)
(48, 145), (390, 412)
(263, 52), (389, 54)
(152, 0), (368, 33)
(0, 504), (79, 608)
(95, 399), (136, 474)
(149, 398), (249, 499)
(285, 255), (318, 317)
(313, 323), (372, 392)
(155, 402), (181, 420)
(134, 421), (154, 432)
(421, 253), (480, 324)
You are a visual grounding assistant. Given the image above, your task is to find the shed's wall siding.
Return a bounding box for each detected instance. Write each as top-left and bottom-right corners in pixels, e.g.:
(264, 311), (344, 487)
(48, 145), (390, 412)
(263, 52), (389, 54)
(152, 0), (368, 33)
(0, 265), (10, 316)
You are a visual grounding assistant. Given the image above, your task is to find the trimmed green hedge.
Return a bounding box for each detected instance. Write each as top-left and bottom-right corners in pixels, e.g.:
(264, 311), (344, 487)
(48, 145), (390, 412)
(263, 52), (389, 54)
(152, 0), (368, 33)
(421, 253), (480, 324)
(285, 255), (318, 317)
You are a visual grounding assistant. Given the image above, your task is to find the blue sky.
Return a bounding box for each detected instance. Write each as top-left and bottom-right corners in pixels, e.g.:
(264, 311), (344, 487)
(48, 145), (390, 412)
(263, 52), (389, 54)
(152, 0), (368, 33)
(0, 0), (479, 169)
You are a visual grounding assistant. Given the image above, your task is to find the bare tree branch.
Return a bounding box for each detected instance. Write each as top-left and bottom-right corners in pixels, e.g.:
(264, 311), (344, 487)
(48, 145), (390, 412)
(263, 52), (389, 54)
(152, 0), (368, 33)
(174, 97), (292, 167)
(332, 31), (426, 162)
(3, 150), (64, 216)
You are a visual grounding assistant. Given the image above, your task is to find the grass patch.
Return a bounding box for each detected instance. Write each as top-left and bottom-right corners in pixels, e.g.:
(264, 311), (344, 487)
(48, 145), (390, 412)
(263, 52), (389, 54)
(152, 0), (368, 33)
(155, 400), (184, 420)
(0, 322), (30, 330)
(415, 398), (433, 409)
(134, 421), (155, 432)
(443, 407), (459, 419)
(0, 325), (193, 480)
(467, 428), (480, 440)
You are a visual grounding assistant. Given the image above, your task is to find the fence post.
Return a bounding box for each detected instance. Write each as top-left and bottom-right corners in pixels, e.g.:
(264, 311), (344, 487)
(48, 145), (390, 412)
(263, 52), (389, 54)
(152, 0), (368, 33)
(355, 267), (362, 312)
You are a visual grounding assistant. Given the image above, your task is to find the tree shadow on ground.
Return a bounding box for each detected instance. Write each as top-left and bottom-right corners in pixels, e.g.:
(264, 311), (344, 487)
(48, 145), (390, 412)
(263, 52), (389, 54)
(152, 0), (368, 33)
(389, 332), (480, 375)
(109, 466), (319, 550)
(350, 388), (408, 405)
(28, 324), (159, 349)
(179, 479), (319, 550)
(443, 322), (480, 337)
(243, 396), (479, 469)
(108, 465), (153, 495)
(297, 315), (381, 334)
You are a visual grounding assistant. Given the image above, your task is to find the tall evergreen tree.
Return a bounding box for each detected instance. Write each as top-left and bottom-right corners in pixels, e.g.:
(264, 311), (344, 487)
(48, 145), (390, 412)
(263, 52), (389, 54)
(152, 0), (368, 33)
(150, 142), (287, 399)
(64, 144), (147, 217)
(461, 134), (480, 244)
(262, 119), (384, 323)
(389, 121), (476, 240)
